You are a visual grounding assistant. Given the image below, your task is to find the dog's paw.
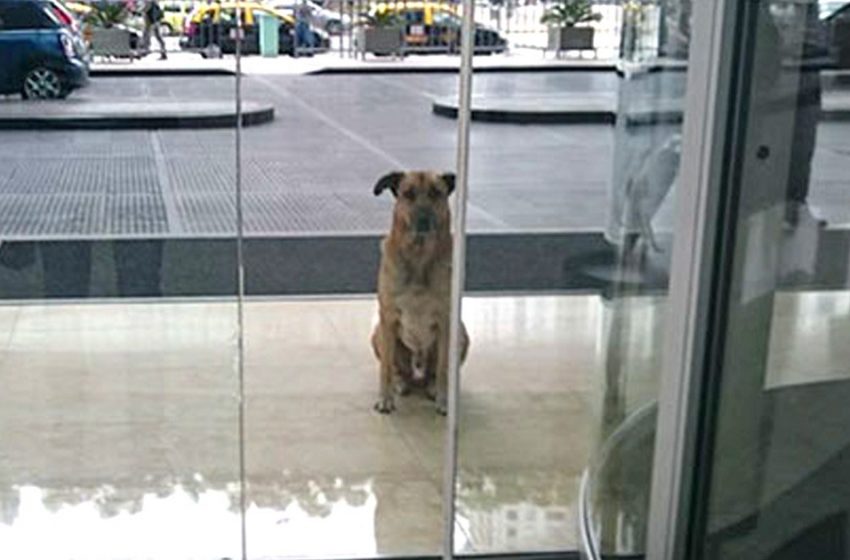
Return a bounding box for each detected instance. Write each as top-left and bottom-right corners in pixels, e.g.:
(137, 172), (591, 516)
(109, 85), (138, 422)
(394, 379), (411, 397)
(435, 397), (448, 416)
(425, 383), (438, 402)
(374, 396), (396, 414)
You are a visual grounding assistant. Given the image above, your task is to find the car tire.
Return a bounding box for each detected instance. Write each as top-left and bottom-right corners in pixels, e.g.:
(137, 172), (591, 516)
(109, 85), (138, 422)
(21, 67), (65, 100)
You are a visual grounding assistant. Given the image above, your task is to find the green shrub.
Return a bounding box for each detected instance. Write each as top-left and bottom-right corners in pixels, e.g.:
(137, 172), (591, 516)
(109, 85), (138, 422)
(540, 0), (601, 26)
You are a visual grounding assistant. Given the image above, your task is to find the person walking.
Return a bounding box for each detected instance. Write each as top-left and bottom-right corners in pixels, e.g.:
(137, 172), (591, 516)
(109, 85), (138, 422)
(295, 0), (313, 56)
(143, 0), (168, 60)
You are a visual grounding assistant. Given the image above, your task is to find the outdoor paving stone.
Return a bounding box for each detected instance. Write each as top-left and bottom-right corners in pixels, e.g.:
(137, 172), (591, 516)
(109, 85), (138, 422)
(0, 72), (847, 237)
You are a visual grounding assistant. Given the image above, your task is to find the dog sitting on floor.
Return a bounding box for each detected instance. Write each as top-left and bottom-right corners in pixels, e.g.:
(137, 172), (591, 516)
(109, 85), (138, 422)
(370, 171), (470, 415)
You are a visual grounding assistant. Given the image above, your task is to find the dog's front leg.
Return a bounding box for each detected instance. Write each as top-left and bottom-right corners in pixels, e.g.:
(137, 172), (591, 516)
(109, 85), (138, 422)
(375, 320), (398, 414)
(433, 324), (450, 416)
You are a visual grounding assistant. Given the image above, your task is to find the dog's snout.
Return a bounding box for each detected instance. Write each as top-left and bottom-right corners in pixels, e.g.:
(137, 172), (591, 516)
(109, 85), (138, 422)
(414, 208), (435, 233)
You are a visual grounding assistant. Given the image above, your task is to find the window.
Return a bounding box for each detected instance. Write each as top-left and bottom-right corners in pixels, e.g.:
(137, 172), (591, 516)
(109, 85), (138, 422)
(0, 2), (54, 30)
(404, 10), (424, 24)
(433, 11), (459, 27)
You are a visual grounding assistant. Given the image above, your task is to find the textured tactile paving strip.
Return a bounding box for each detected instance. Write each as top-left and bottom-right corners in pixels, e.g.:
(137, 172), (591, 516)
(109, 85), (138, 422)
(175, 191), (391, 234)
(0, 158), (159, 195)
(0, 194), (166, 236)
(0, 155), (167, 237)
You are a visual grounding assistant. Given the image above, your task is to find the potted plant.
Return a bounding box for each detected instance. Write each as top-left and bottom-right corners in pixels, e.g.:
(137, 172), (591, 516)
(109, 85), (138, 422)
(84, 2), (139, 59)
(541, 0), (601, 54)
(356, 9), (405, 57)
(84, 1), (129, 28)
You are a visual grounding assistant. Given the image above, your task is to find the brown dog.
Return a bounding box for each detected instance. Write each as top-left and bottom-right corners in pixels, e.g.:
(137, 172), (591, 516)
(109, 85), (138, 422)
(371, 171), (470, 415)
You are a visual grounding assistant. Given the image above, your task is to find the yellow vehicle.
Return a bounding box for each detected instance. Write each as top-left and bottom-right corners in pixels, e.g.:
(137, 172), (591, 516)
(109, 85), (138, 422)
(160, 1), (196, 35)
(371, 1), (458, 47)
(64, 0), (91, 17)
(368, 1), (506, 52)
(181, 1), (330, 55)
(186, 1), (294, 26)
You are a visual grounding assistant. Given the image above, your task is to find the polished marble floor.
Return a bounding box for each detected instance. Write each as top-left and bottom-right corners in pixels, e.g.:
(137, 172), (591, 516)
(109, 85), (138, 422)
(0, 291), (843, 559)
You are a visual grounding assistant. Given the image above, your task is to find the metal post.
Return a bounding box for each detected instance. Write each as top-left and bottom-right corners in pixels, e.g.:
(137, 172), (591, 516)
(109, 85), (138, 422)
(441, 0), (474, 556)
(234, 5), (247, 560)
(339, 0), (345, 57)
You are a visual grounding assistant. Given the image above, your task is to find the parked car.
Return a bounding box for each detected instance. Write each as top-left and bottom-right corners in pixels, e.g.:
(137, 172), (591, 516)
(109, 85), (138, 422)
(368, 1), (507, 54)
(274, 0), (350, 35)
(0, 0), (89, 99)
(180, 1), (330, 55)
(49, 0), (88, 52)
(49, 0), (81, 32)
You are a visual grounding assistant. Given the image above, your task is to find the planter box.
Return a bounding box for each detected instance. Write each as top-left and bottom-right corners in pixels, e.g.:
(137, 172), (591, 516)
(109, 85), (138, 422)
(356, 26), (404, 56)
(89, 26), (138, 59)
(548, 26), (595, 52)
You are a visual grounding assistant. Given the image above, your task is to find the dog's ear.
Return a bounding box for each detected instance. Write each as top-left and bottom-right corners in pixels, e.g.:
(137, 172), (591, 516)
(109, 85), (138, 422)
(374, 172), (404, 197)
(442, 173), (456, 195)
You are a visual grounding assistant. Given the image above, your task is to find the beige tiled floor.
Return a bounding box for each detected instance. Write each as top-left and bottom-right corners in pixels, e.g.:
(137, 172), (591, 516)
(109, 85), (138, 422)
(0, 291), (844, 559)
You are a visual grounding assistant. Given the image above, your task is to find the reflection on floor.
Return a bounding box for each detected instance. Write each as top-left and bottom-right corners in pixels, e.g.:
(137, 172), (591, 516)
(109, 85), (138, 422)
(0, 291), (841, 559)
(766, 291), (850, 389)
(0, 295), (602, 559)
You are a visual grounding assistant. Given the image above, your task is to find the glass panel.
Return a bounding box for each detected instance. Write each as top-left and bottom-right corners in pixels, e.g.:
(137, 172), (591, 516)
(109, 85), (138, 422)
(579, 0), (693, 558)
(694, 1), (850, 558)
(444, 1), (693, 558)
(236, 53), (455, 560)
(0, 3), (243, 558)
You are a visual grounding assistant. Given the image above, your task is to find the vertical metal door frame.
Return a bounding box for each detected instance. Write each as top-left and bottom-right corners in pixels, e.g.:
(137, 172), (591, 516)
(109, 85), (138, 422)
(645, 0), (747, 557)
(234, 9), (248, 560)
(443, 0), (476, 558)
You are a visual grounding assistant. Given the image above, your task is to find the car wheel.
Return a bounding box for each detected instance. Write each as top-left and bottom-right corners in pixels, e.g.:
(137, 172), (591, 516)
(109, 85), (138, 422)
(21, 67), (65, 100)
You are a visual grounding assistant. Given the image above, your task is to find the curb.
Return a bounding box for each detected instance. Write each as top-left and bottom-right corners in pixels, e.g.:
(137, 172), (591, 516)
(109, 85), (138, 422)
(307, 63), (617, 75)
(431, 100), (615, 124)
(91, 68), (236, 77)
(432, 99), (850, 125)
(0, 103), (274, 130)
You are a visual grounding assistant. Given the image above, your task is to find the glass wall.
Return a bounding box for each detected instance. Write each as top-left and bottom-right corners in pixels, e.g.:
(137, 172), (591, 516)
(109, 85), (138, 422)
(578, 0), (691, 557)
(237, 34), (455, 560)
(450, 70), (615, 553)
(0, 0), (730, 557)
(0, 56), (243, 560)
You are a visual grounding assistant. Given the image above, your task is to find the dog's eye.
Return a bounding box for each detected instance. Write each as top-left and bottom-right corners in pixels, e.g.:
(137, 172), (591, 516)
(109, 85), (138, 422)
(403, 190), (416, 201)
(428, 187), (441, 199)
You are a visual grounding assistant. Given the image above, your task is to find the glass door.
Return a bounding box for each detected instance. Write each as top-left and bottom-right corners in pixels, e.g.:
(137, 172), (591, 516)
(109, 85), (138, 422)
(645, 0), (850, 558)
(673, 0), (850, 557)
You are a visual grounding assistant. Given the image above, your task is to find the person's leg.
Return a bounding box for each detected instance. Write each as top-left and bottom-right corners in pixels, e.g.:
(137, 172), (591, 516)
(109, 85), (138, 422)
(154, 23), (167, 58)
(295, 21), (303, 54)
(142, 23), (152, 54)
(296, 21), (310, 54)
(785, 71), (821, 225)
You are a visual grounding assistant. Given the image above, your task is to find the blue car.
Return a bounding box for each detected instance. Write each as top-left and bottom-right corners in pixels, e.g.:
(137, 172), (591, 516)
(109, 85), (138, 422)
(0, 0), (89, 99)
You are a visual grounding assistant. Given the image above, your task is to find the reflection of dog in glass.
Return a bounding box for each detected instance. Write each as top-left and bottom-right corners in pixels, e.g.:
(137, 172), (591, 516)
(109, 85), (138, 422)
(371, 171), (470, 415)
